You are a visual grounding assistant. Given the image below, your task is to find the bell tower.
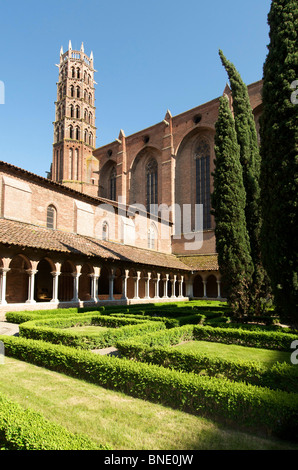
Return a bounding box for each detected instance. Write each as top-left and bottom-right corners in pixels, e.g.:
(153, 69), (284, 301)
(51, 41), (98, 194)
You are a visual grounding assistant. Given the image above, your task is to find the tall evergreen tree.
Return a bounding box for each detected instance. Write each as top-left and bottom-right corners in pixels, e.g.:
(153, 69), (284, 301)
(219, 50), (269, 312)
(211, 95), (254, 316)
(259, 0), (298, 322)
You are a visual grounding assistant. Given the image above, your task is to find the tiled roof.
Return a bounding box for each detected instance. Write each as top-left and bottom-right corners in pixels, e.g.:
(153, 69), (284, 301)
(0, 218), (190, 271)
(176, 254), (219, 271)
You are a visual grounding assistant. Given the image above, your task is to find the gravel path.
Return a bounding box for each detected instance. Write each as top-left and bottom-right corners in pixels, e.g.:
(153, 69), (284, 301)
(0, 321), (19, 336)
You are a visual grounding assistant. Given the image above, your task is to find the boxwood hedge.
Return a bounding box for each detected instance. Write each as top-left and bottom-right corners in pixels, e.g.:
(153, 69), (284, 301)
(1, 335), (297, 441)
(115, 338), (298, 393)
(18, 314), (166, 349)
(0, 392), (109, 450)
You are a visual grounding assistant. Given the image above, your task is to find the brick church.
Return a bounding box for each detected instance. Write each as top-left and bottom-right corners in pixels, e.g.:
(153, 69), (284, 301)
(0, 42), (262, 312)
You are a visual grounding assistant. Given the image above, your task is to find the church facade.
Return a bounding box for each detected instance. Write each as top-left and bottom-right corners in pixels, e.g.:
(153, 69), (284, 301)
(0, 43), (262, 312)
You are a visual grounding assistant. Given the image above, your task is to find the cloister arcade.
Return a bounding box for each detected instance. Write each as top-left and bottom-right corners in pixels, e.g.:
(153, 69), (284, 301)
(0, 252), (224, 310)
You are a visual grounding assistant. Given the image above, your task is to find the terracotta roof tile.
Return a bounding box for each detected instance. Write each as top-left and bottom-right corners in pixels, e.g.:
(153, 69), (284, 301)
(0, 218), (190, 271)
(176, 254), (219, 271)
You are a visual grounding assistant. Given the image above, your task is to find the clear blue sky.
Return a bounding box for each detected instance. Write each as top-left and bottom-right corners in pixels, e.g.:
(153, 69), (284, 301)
(0, 0), (272, 178)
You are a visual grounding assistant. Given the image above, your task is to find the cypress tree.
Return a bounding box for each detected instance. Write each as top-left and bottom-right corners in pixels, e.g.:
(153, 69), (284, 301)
(211, 95), (254, 316)
(218, 50), (270, 313)
(259, 0), (298, 322)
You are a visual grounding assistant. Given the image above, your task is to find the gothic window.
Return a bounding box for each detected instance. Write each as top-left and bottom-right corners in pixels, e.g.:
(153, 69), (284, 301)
(89, 112), (92, 124)
(76, 68), (80, 79)
(102, 221), (109, 241)
(84, 71), (87, 82)
(74, 149), (78, 179)
(71, 67), (75, 78)
(195, 139), (211, 229)
(76, 86), (80, 98)
(89, 132), (93, 146)
(84, 129), (88, 143)
(84, 90), (87, 102)
(56, 127), (60, 142)
(89, 93), (92, 104)
(69, 125), (73, 139)
(76, 106), (80, 119)
(47, 205), (57, 229)
(110, 167), (116, 201)
(70, 85), (74, 97)
(84, 109), (88, 121)
(75, 126), (80, 140)
(146, 158), (158, 213)
(70, 105), (74, 118)
(69, 149), (73, 179)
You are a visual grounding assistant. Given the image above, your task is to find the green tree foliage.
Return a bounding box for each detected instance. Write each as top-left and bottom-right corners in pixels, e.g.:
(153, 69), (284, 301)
(218, 50), (270, 312)
(259, 0), (298, 322)
(211, 95), (254, 315)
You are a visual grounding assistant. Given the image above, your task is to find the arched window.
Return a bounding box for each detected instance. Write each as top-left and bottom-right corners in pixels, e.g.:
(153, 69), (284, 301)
(76, 106), (80, 119)
(148, 223), (157, 250)
(70, 105), (74, 118)
(102, 221), (109, 241)
(47, 205), (57, 229)
(84, 109), (88, 121)
(69, 148), (73, 179)
(76, 86), (80, 98)
(84, 129), (88, 143)
(89, 93), (92, 104)
(89, 112), (92, 124)
(89, 132), (93, 146)
(69, 125), (73, 139)
(70, 85), (74, 98)
(195, 139), (211, 229)
(75, 126), (80, 140)
(71, 67), (75, 78)
(146, 158), (158, 213)
(76, 67), (80, 79)
(110, 167), (116, 201)
(56, 127), (60, 142)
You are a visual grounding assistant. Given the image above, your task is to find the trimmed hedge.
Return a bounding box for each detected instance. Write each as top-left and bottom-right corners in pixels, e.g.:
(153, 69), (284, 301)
(1, 335), (298, 440)
(5, 307), (106, 324)
(115, 339), (298, 393)
(18, 314), (166, 349)
(0, 392), (109, 450)
(193, 325), (298, 351)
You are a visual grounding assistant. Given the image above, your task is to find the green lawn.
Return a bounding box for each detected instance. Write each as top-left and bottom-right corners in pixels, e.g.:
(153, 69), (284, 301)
(0, 357), (297, 450)
(174, 340), (290, 366)
(64, 325), (110, 334)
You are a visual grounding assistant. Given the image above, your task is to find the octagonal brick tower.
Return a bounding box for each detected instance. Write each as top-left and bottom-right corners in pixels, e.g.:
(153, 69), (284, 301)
(51, 41), (98, 195)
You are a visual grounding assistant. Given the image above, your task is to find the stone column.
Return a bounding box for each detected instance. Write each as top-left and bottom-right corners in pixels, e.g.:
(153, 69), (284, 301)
(178, 275), (184, 298)
(216, 280), (221, 299)
(71, 272), (81, 302)
(133, 271), (141, 300)
(203, 280), (207, 298)
(0, 268), (10, 305)
(144, 272), (151, 299)
(162, 274), (169, 298)
(50, 271), (61, 303)
(90, 274), (99, 302)
(171, 275), (177, 298)
(121, 270), (129, 300)
(26, 269), (38, 304)
(108, 271), (115, 301)
(154, 273), (161, 299)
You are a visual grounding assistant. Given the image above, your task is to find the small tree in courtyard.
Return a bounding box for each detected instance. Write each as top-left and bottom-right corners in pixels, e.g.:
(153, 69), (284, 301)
(218, 50), (270, 314)
(211, 95), (254, 316)
(259, 0), (298, 323)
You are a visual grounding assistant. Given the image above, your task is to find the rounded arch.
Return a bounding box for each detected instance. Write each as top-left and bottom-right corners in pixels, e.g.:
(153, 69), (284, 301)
(193, 274), (204, 298)
(79, 263), (93, 301)
(6, 254), (31, 303)
(35, 258), (53, 302)
(58, 260), (75, 302)
(206, 274), (217, 298)
(46, 204), (57, 229)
